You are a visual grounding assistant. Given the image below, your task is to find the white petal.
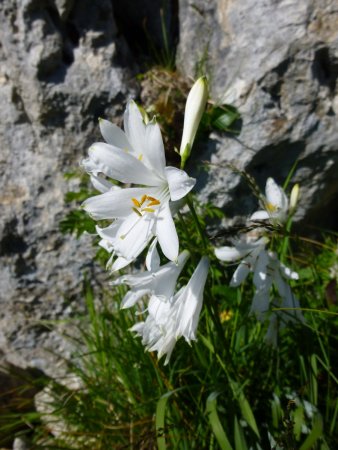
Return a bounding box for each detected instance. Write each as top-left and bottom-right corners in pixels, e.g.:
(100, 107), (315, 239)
(230, 263), (250, 287)
(250, 288), (270, 320)
(90, 174), (115, 193)
(265, 178), (288, 211)
(155, 202), (179, 261)
(253, 250), (270, 288)
(121, 289), (150, 309)
(174, 256), (209, 342)
(123, 100), (147, 158)
(280, 263), (299, 280)
(98, 238), (114, 253)
(144, 121), (166, 177)
(96, 222), (121, 243)
(110, 255), (132, 271)
(87, 143), (161, 185)
(113, 213), (155, 262)
(165, 166), (196, 201)
(215, 246), (244, 262)
(99, 119), (132, 151)
(250, 210), (270, 221)
(82, 187), (151, 220)
(146, 238), (160, 271)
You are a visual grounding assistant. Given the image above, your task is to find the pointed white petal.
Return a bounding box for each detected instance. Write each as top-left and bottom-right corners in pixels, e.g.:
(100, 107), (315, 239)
(144, 121), (166, 177)
(230, 263), (250, 287)
(123, 100), (147, 157)
(99, 118), (132, 151)
(87, 143), (161, 185)
(265, 177), (288, 211)
(121, 289), (150, 309)
(90, 174), (116, 193)
(155, 202), (179, 261)
(111, 255), (133, 271)
(146, 238), (160, 271)
(174, 256), (209, 342)
(82, 187), (151, 220)
(165, 166), (196, 201)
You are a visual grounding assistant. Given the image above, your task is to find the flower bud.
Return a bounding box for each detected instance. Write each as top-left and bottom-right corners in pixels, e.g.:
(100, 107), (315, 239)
(180, 76), (208, 166)
(289, 183), (300, 212)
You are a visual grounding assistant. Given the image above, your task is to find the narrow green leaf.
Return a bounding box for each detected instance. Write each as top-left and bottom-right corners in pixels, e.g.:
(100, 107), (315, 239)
(200, 334), (215, 353)
(299, 413), (323, 450)
(271, 394), (282, 429)
(228, 380), (260, 438)
(156, 391), (175, 450)
(206, 392), (233, 450)
(293, 405), (305, 441)
(234, 416), (248, 450)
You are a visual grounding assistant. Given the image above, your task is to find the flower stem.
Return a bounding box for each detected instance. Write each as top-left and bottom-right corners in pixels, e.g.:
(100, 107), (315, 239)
(186, 194), (209, 250)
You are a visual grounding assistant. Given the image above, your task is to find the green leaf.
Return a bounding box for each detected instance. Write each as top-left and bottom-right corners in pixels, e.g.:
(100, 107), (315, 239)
(299, 413), (323, 450)
(293, 405), (305, 441)
(156, 391), (175, 450)
(234, 416), (248, 450)
(230, 380), (260, 439)
(206, 392), (233, 450)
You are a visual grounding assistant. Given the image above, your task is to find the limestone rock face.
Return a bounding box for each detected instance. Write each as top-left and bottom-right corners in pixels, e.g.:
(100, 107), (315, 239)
(0, 0), (136, 373)
(177, 0), (338, 228)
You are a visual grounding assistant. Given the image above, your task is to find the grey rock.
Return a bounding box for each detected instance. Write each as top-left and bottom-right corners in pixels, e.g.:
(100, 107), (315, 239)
(177, 0), (338, 229)
(0, 0), (137, 375)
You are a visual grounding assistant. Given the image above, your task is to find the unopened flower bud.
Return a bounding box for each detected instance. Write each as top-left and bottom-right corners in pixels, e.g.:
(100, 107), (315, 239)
(289, 183), (300, 212)
(180, 76), (208, 167)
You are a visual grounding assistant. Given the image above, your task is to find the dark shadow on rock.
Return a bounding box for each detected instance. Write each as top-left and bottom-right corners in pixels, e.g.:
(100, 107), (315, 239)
(112, 0), (179, 67)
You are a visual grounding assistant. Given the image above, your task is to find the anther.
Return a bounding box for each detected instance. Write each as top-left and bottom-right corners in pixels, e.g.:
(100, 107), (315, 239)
(132, 198), (141, 208)
(132, 207), (143, 217)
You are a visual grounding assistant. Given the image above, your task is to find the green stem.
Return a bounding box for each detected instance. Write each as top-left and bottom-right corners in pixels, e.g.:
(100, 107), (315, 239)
(186, 194), (209, 250)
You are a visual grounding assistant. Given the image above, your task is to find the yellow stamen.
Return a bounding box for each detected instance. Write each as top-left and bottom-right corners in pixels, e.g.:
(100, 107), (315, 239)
(138, 153), (143, 161)
(266, 202), (277, 212)
(131, 198), (141, 208)
(140, 194), (147, 205)
(132, 207), (143, 217)
(147, 200), (160, 206)
(142, 208), (155, 213)
(146, 196), (157, 202)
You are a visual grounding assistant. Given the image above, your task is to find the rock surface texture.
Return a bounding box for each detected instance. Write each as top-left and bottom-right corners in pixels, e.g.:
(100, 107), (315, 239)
(0, 0), (338, 377)
(0, 0), (136, 374)
(177, 0), (338, 228)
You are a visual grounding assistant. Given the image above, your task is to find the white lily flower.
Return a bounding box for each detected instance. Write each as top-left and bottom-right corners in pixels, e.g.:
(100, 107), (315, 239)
(82, 101), (196, 268)
(249, 250), (303, 345)
(214, 237), (269, 287)
(250, 177), (289, 225)
(131, 256), (209, 364)
(215, 237), (303, 342)
(180, 76), (208, 165)
(171, 256), (209, 343)
(111, 250), (190, 309)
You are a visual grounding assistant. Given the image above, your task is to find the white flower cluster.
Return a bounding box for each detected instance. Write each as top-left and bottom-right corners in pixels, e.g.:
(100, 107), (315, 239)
(82, 78), (209, 363)
(215, 178), (303, 344)
(81, 74), (303, 362)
